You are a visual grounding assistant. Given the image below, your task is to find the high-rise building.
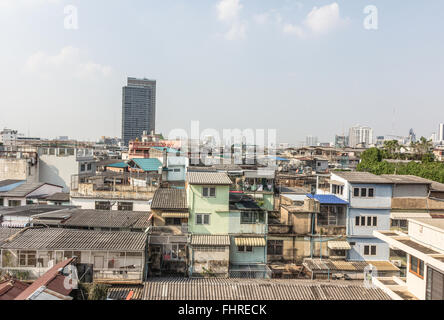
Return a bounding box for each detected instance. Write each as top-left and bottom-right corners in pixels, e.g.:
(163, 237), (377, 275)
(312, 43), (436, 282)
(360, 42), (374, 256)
(305, 135), (318, 147)
(348, 124), (373, 148)
(439, 123), (444, 142)
(334, 135), (349, 148)
(122, 77), (156, 146)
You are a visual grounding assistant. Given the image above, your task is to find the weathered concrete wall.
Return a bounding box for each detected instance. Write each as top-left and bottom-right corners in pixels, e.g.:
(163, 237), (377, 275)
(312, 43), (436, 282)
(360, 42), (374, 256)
(0, 158), (38, 182)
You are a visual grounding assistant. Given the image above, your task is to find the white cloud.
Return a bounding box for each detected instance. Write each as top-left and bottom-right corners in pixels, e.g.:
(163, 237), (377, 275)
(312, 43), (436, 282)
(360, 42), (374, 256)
(216, 0), (247, 41)
(217, 0), (243, 21)
(225, 21), (247, 40)
(282, 24), (305, 38)
(24, 46), (112, 79)
(303, 3), (347, 35)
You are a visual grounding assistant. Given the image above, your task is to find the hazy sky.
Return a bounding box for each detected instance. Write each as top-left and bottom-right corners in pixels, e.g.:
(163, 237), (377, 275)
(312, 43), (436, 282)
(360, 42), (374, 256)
(1, 0), (443, 144)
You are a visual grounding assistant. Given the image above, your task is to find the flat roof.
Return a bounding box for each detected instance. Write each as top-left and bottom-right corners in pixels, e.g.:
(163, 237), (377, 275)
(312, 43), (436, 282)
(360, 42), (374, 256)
(381, 174), (432, 185)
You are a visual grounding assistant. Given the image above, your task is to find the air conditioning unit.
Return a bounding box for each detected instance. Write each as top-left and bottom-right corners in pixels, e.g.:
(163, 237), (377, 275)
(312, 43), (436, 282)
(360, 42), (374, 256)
(391, 260), (402, 267)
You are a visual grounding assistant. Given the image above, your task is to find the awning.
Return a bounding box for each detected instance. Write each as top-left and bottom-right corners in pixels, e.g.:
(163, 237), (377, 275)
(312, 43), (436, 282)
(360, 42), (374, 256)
(191, 234), (230, 246)
(329, 180), (345, 186)
(161, 212), (189, 218)
(327, 241), (351, 250)
(235, 237), (266, 247)
(391, 212), (431, 219)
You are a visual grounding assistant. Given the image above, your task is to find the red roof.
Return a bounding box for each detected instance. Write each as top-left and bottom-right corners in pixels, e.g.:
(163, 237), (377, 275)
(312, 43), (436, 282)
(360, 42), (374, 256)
(0, 279), (29, 300)
(14, 258), (75, 300)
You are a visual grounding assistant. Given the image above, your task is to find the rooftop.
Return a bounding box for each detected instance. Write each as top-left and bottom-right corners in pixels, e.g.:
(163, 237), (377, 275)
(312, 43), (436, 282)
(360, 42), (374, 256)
(151, 188), (187, 210)
(130, 158), (162, 172)
(306, 194), (348, 205)
(0, 228), (147, 251)
(142, 278), (391, 300)
(0, 182), (62, 198)
(187, 171), (232, 185)
(381, 174), (432, 185)
(0, 205), (73, 217)
(45, 192), (70, 202)
(332, 171), (393, 184)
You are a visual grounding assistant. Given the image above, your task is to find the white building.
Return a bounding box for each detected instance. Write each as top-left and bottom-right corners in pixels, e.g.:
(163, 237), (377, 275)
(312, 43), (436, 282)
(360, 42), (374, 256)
(349, 125), (373, 148)
(38, 147), (96, 192)
(439, 123), (444, 142)
(0, 129), (18, 145)
(305, 136), (318, 147)
(374, 218), (444, 300)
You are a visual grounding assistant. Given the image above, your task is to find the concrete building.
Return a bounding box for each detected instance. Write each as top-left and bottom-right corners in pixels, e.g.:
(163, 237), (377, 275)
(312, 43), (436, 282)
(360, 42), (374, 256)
(439, 123), (444, 142)
(38, 147), (96, 192)
(374, 218), (444, 300)
(305, 136), (318, 147)
(349, 125), (373, 148)
(0, 129), (18, 145)
(330, 172), (393, 262)
(122, 77), (156, 146)
(0, 182), (63, 209)
(0, 151), (39, 183)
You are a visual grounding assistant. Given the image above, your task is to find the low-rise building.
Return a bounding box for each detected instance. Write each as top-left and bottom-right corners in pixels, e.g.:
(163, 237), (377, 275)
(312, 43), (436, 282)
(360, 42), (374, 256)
(374, 218), (444, 300)
(0, 182), (63, 207)
(0, 227), (148, 283)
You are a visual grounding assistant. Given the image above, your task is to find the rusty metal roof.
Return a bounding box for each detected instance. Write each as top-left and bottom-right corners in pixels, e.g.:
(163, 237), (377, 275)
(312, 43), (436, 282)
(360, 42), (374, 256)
(142, 278), (391, 300)
(0, 228), (147, 251)
(191, 234), (230, 246)
(107, 285), (144, 300)
(187, 172), (232, 185)
(151, 188), (187, 210)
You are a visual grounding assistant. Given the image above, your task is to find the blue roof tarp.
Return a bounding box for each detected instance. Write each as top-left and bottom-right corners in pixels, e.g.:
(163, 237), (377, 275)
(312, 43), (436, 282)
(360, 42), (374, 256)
(106, 162), (128, 168)
(306, 194), (349, 205)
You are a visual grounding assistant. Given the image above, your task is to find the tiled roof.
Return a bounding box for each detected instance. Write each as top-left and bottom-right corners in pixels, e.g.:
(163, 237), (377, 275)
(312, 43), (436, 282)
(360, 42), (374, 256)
(14, 258), (75, 300)
(332, 172), (392, 184)
(191, 234), (230, 246)
(306, 194), (348, 205)
(142, 278), (391, 300)
(151, 188), (187, 210)
(187, 172), (232, 185)
(0, 228), (147, 251)
(131, 158), (162, 172)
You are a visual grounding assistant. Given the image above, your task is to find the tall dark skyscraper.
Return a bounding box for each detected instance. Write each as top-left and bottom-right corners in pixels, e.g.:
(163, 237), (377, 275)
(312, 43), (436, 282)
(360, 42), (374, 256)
(122, 77), (156, 145)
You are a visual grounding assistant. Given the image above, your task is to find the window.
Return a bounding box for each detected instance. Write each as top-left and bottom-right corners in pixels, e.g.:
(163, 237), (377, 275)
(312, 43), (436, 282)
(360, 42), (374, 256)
(355, 216), (377, 227)
(173, 168), (180, 173)
(202, 187), (216, 198)
(194, 246), (226, 252)
(353, 187), (376, 198)
(118, 202), (133, 211)
(67, 148), (75, 156)
(165, 218), (182, 226)
(80, 164), (86, 172)
(267, 240), (283, 255)
(196, 214), (210, 225)
(8, 200), (21, 207)
(87, 163), (92, 171)
(49, 148), (55, 155)
(409, 255), (424, 279)
(19, 250), (36, 267)
(95, 201), (111, 210)
(361, 188), (367, 197)
(364, 245), (377, 256)
(241, 211), (265, 224)
(237, 246), (253, 252)
(0, 198), (3, 206)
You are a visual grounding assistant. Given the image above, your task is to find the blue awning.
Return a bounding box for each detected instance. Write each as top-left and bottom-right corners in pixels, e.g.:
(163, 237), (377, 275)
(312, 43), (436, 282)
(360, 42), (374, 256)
(306, 194), (349, 205)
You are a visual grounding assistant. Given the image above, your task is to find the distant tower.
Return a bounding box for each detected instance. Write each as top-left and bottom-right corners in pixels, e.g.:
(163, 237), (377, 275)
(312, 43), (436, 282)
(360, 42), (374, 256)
(122, 77), (156, 146)
(439, 123), (444, 142)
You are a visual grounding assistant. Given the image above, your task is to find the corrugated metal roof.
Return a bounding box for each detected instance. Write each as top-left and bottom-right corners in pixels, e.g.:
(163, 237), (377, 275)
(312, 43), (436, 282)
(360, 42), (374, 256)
(191, 234), (230, 246)
(303, 258), (399, 272)
(1, 182), (62, 197)
(132, 158), (162, 172)
(306, 194), (348, 205)
(142, 278), (391, 300)
(381, 174), (432, 185)
(0, 180), (25, 192)
(58, 209), (151, 229)
(106, 162), (128, 169)
(0, 228), (147, 251)
(107, 285), (144, 300)
(0, 228), (22, 244)
(187, 172), (232, 185)
(45, 192), (70, 202)
(327, 241), (351, 250)
(235, 237), (266, 247)
(151, 188), (187, 210)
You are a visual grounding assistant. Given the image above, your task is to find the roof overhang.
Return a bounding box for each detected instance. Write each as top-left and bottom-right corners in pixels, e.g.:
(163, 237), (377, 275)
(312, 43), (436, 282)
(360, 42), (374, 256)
(327, 241), (351, 250)
(235, 237), (266, 247)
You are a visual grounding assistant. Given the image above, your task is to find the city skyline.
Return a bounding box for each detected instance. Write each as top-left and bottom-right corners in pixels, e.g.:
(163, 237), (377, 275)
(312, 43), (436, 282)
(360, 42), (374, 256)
(1, 1), (443, 143)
